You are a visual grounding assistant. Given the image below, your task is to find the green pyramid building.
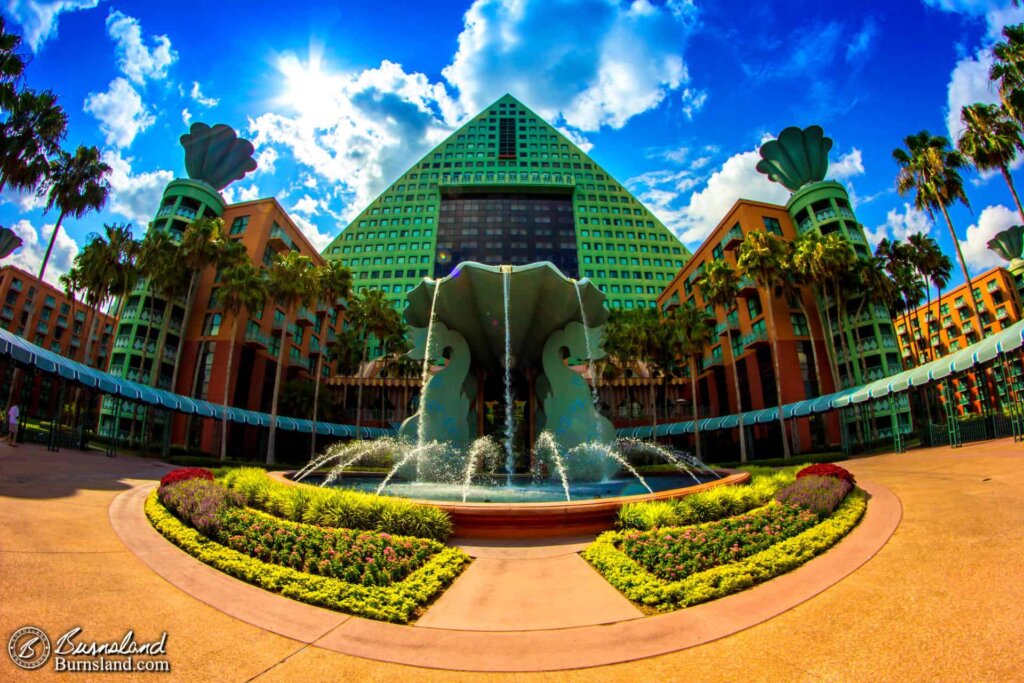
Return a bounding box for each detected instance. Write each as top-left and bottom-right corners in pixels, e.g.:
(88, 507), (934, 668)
(322, 94), (691, 309)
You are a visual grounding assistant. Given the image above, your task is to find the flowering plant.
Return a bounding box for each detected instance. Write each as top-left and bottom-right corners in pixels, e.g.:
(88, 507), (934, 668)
(159, 467), (215, 488)
(796, 463), (855, 486)
(217, 508), (440, 586)
(775, 475), (852, 517)
(618, 503), (819, 581)
(157, 479), (242, 535)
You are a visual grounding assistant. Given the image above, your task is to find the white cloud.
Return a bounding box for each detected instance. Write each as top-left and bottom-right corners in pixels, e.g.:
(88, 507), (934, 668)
(249, 58), (459, 219)
(255, 146), (278, 174)
(671, 148), (791, 244)
(83, 77), (155, 148)
(556, 126), (593, 153)
(291, 213), (333, 252)
(863, 203), (933, 248)
(181, 107), (192, 126)
(105, 10), (177, 85)
(442, 0), (699, 131)
(845, 18), (877, 62)
(679, 87), (707, 120)
(237, 184), (260, 202)
(6, 219), (79, 285)
(4, 0), (99, 52)
(0, 185), (46, 211)
(190, 81), (219, 107)
(647, 145), (688, 164)
(101, 150), (173, 226)
(945, 49), (998, 142)
(291, 194), (321, 216)
(962, 203), (1020, 271)
(831, 148), (865, 179)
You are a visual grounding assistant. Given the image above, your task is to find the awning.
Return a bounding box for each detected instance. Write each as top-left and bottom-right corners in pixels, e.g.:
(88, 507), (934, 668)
(0, 327), (396, 437)
(613, 318), (1024, 437)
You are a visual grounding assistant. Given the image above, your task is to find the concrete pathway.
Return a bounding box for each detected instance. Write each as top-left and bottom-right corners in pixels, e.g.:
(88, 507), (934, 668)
(1, 440), (1022, 681)
(416, 540), (643, 630)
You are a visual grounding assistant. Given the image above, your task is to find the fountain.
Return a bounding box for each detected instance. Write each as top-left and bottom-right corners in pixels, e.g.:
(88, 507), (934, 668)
(293, 262), (748, 536)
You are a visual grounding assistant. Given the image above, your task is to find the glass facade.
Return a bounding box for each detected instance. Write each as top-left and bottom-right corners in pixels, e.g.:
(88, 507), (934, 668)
(435, 192), (577, 278)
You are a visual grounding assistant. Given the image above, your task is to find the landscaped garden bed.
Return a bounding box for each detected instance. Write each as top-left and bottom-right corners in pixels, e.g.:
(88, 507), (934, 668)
(583, 464), (866, 612)
(146, 468), (469, 623)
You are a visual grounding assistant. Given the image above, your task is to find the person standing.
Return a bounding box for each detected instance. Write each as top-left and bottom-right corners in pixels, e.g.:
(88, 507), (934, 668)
(6, 403), (19, 446)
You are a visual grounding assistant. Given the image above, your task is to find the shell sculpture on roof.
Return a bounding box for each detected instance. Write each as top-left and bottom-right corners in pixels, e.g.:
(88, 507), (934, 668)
(755, 125), (833, 192)
(0, 225), (23, 259)
(180, 122), (258, 191)
(987, 225), (1024, 265)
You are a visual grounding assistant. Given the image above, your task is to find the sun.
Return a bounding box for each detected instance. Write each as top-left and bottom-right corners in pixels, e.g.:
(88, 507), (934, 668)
(274, 46), (339, 123)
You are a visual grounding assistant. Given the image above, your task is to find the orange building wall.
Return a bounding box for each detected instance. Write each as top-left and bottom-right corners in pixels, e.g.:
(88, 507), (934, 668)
(655, 200), (840, 453)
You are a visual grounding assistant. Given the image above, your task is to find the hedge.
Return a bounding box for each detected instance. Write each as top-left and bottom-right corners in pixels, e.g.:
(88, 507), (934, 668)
(145, 491), (469, 623)
(219, 468), (453, 541)
(616, 466), (799, 531)
(583, 489), (867, 612)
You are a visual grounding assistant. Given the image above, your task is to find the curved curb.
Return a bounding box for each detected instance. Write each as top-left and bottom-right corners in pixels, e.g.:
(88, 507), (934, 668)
(110, 481), (901, 672)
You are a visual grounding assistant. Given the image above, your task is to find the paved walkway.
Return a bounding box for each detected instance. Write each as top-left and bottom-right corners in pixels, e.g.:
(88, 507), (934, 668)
(1, 440), (1022, 680)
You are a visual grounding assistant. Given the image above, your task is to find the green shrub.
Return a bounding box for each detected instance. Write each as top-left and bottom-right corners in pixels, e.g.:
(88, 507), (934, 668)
(220, 468), (454, 541)
(145, 492), (468, 623)
(584, 489), (867, 611)
(617, 466), (799, 530)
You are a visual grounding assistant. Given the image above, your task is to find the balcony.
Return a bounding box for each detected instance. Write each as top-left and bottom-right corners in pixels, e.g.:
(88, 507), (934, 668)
(296, 306), (315, 327)
(244, 323), (269, 349)
(309, 337), (322, 356)
(268, 226), (294, 252)
(738, 277), (758, 297)
(797, 217), (813, 234)
(987, 280), (1000, 293)
(742, 327), (769, 348)
(856, 338), (879, 353)
(838, 207), (855, 219)
(722, 225), (744, 250)
(10, 280), (21, 292)
(815, 207), (838, 222)
(717, 318), (740, 336)
(439, 171), (575, 189)
(699, 354), (722, 371)
(880, 336), (898, 349)
(996, 307), (1010, 321)
(156, 204), (175, 218)
(290, 356), (313, 372)
(167, 318), (183, 335)
(955, 298), (968, 310)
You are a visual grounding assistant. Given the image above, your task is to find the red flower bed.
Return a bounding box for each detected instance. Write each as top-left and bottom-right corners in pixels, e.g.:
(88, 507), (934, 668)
(160, 467), (215, 489)
(796, 463), (855, 486)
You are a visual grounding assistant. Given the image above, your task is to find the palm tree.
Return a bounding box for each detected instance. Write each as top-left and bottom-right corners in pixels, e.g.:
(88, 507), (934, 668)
(0, 17), (26, 111)
(958, 103), (1024, 221)
(779, 242), (827, 397)
(265, 251), (317, 464)
(169, 217), (235, 393)
(737, 229), (792, 459)
(907, 232), (950, 361)
(347, 288), (403, 438)
(665, 302), (714, 461)
(893, 131), (981, 334)
(0, 88), (66, 194)
(217, 262), (268, 461)
(792, 233), (841, 390)
(990, 23), (1024, 123)
(327, 326), (362, 416)
(38, 145), (111, 280)
(310, 260), (352, 458)
(697, 258), (749, 462)
(58, 267), (84, 360)
(74, 223), (139, 366)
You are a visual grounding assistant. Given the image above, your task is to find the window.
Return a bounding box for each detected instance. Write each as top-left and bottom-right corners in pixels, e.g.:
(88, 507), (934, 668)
(791, 313), (809, 336)
(202, 313), (222, 336)
(229, 216), (249, 235)
(746, 294), (763, 320)
(763, 216), (783, 236)
(498, 117), (517, 159)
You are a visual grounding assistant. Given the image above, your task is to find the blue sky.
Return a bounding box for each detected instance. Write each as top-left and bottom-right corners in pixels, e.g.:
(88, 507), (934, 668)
(2, 0), (1023, 294)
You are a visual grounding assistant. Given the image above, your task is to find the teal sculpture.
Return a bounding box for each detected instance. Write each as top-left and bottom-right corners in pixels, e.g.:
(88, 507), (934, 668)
(0, 225), (23, 259)
(987, 225), (1024, 267)
(180, 122), (257, 191)
(538, 321), (615, 451)
(756, 125), (833, 192)
(399, 321), (473, 453)
(398, 262), (612, 476)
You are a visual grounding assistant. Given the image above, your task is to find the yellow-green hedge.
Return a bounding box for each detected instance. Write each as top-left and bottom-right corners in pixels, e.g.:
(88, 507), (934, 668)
(218, 467), (454, 541)
(583, 489), (867, 611)
(145, 491), (469, 623)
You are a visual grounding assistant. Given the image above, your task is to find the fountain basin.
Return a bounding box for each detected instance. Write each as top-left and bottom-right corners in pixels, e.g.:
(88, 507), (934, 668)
(274, 469), (750, 538)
